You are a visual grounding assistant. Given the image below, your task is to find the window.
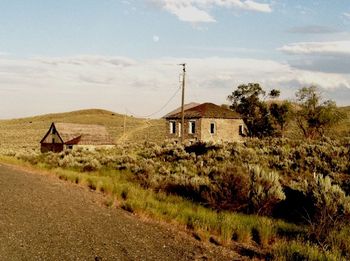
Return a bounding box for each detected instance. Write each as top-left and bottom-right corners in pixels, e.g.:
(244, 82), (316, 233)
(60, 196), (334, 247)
(188, 121), (196, 134)
(169, 121), (176, 134)
(52, 138), (55, 144)
(239, 125), (244, 135)
(210, 122), (216, 134)
(67, 145), (73, 150)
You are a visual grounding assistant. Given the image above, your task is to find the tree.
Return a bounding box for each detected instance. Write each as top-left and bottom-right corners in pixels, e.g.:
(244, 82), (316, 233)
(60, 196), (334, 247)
(295, 86), (345, 139)
(269, 101), (292, 137)
(266, 88), (292, 137)
(228, 83), (274, 137)
(269, 89), (281, 99)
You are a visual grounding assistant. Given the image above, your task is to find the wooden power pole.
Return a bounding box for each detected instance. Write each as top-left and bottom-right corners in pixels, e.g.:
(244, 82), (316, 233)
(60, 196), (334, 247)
(179, 63), (186, 143)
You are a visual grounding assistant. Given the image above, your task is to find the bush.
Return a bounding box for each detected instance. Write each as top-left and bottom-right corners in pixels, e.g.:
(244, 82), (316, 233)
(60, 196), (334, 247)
(200, 164), (250, 211)
(248, 165), (286, 215)
(307, 174), (350, 247)
(10, 139), (350, 222)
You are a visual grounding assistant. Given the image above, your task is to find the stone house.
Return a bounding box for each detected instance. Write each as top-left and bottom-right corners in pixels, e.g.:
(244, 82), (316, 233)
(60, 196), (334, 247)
(165, 103), (246, 143)
(40, 122), (114, 153)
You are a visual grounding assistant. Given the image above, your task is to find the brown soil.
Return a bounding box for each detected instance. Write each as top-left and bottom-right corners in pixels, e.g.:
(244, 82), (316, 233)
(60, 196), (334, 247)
(0, 164), (241, 260)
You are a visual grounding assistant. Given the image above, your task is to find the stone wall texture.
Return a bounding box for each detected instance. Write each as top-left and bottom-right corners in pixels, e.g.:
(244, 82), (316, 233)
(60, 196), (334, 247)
(166, 118), (245, 143)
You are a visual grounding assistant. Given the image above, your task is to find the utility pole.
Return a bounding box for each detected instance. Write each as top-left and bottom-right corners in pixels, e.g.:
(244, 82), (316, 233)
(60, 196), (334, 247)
(123, 110), (126, 138)
(179, 63), (186, 143)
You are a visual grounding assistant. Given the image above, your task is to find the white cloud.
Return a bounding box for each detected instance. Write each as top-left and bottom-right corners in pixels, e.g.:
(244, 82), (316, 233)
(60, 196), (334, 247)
(242, 0), (272, 12)
(164, 2), (215, 23)
(34, 55), (137, 67)
(0, 54), (349, 119)
(148, 0), (272, 23)
(344, 12), (350, 19)
(287, 25), (339, 34)
(279, 41), (350, 56)
(279, 41), (350, 75)
(153, 35), (160, 42)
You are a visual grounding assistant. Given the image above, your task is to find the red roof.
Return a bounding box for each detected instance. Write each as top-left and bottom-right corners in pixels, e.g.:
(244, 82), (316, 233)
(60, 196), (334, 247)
(165, 103), (241, 119)
(163, 102), (200, 118)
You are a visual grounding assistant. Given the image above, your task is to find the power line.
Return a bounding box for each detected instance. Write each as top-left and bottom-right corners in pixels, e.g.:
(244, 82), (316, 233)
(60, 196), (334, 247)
(125, 85), (182, 118)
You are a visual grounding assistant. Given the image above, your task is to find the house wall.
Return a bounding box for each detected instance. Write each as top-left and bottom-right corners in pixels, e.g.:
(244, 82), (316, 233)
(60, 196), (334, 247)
(166, 119), (201, 141)
(166, 118), (245, 143)
(41, 143), (64, 153)
(41, 132), (62, 144)
(40, 128), (64, 153)
(200, 118), (245, 143)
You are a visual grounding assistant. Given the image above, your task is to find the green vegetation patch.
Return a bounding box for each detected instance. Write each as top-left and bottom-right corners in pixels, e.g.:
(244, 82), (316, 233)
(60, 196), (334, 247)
(1, 136), (350, 259)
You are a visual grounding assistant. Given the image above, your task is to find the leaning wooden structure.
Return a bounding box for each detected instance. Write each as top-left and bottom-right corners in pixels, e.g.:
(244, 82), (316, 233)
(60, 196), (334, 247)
(40, 122), (114, 153)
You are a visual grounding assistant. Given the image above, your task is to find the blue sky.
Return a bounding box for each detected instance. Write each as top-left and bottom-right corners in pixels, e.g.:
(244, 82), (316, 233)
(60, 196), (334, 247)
(0, 0), (349, 118)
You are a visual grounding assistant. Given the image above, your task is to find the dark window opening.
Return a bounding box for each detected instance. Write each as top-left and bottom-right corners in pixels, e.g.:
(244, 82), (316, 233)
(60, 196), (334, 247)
(210, 123), (216, 134)
(189, 121), (195, 134)
(239, 125), (244, 135)
(67, 145), (73, 150)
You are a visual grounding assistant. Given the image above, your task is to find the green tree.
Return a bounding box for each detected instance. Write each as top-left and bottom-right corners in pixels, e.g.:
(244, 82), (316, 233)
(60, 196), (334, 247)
(228, 83), (274, 137)
(269, 89), (281, 99)
(295, 86), (345, 139)
(269, 101), (292, 137)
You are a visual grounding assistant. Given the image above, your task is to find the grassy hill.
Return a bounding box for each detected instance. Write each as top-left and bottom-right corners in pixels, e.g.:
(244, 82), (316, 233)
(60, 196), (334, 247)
(0, 109), (165, 151)
(0, 105), (348, 152)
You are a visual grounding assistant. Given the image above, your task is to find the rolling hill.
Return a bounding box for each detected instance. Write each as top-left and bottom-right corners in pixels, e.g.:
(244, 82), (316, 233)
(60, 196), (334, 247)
(0, 105), (349, 152)
(0, 109), (165, 151)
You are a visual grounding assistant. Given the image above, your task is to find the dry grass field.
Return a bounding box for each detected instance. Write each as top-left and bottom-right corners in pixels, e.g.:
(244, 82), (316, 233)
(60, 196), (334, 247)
(0, 107), (349, 260)
(0, 106), (349, 152)
(0, 109), (166, 151)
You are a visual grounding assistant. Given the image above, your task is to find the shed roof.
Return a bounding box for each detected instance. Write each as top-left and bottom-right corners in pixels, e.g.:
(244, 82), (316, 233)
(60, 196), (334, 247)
(165, 103), (241, 119)
(41, 122), (114, 145)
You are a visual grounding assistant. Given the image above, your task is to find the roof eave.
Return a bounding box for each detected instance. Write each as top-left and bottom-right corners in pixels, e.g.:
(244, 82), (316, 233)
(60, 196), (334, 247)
(166, 116), (241, 120)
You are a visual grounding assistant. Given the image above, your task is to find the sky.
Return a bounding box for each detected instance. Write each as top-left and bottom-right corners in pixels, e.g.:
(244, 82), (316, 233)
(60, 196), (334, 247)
(0, 0), (349, 119)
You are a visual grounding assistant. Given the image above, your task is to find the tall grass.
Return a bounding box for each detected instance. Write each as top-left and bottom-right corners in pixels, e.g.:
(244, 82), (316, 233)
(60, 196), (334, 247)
(0, 155), (300, 254)
(273, 240), (341, 261)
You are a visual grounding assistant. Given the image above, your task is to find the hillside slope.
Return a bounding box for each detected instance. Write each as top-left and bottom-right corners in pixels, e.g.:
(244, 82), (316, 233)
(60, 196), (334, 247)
(0, 109), (165, 151)
(1, 106), (348, 152)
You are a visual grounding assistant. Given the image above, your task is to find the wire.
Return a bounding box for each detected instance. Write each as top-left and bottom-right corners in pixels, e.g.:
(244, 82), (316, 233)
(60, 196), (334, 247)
(125, 85), (182, 118)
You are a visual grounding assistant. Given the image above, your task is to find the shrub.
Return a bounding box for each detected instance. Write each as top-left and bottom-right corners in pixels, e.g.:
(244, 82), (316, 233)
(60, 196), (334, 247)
(200, 164), (250, 211)
(248, 165), (286, 215)
(307, 174), (350, 247)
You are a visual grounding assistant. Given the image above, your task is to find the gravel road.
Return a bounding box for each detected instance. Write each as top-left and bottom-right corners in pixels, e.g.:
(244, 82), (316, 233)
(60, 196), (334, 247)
(0, 164), (239, 261)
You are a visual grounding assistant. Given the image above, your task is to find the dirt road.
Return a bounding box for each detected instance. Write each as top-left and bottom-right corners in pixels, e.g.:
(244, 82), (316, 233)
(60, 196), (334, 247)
(0, 164), (237, 260)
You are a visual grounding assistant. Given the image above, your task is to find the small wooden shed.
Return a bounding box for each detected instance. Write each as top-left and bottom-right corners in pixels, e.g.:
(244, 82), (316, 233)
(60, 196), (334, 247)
(40, 122), (114, 153)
